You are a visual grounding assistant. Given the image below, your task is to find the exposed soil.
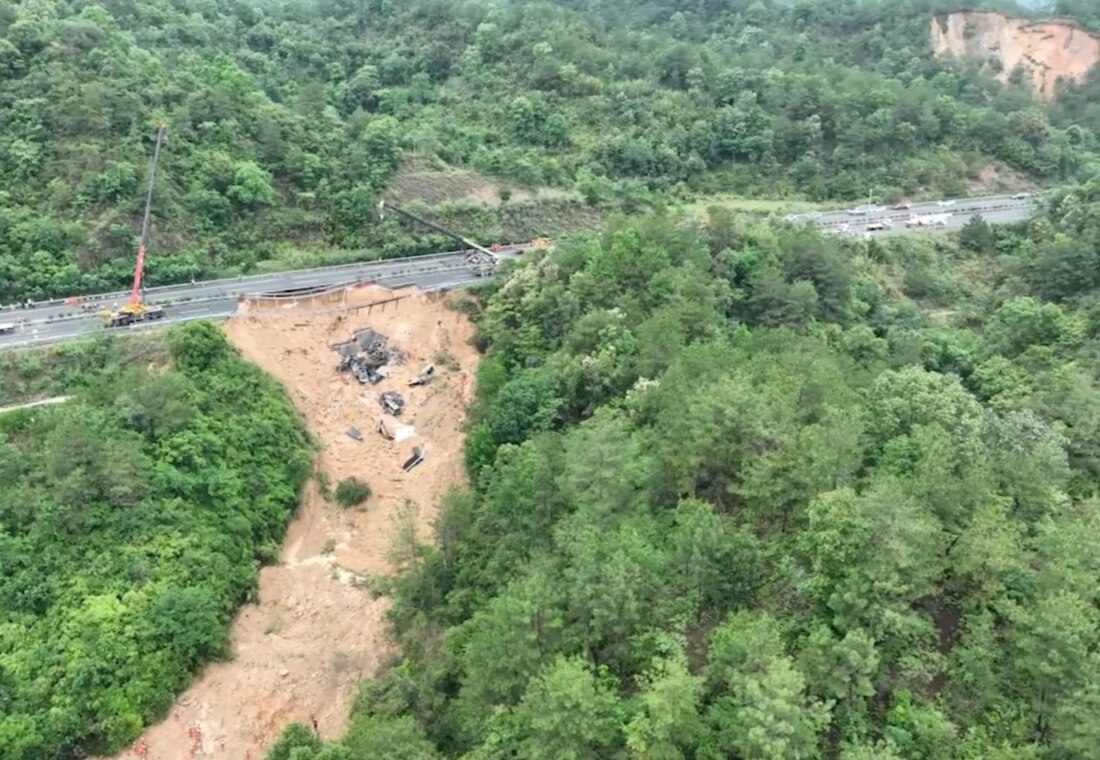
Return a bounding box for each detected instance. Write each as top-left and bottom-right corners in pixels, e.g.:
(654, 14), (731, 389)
(386, 158), (572, 207)
(966, 163), (1036, 195)
(101, 284), (479, 760)
(932, 10), (1100, 99)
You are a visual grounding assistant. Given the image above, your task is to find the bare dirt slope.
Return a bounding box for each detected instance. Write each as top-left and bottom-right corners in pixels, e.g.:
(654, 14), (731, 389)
(386, 157), (573, 207)
(103, 284), (479, 760)
(932, 11), (1100, 99)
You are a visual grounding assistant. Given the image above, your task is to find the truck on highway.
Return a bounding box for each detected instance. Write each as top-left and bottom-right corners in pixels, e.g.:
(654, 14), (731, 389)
(0, 323), (16, 335)
(101, 303), (166, 328)
(99, 124), (169, 330)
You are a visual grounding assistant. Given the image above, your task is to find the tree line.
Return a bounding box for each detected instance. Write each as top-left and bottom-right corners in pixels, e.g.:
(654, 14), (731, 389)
(0, 0), (1096, 301)
(269, 180), (1100, 758)
(0, 323), (311, 759)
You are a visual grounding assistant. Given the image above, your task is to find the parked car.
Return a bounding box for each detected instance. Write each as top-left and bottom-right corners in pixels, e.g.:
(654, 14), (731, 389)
(891, 202), (911, 210)
(847, 207), (869, 216)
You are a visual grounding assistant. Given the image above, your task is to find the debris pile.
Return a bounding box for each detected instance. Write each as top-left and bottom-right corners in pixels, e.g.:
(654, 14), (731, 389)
(465, 250), (496, 276)
(332, 325), (431, 472)
(334, 328), (405, 385)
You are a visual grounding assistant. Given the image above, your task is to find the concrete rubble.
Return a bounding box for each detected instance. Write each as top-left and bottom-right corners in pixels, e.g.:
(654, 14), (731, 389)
(377, 417), (416, 443)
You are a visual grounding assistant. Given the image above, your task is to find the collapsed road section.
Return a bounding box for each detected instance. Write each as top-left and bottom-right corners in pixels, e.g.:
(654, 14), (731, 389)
(110, 283), (479, 760)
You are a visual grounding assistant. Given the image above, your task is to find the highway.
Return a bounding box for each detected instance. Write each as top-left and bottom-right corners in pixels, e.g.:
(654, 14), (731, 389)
(784, 192), (1038, 236)
(0, 250), (510, 350)
(0, 193), (1041, 350)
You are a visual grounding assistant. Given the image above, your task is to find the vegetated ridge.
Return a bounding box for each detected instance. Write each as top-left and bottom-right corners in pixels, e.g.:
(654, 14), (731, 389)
(0, 0), (1098, 301)
(0, 323), (312, 760)
(265, 183), (1100, 758)
(932, 9), (1100, 98)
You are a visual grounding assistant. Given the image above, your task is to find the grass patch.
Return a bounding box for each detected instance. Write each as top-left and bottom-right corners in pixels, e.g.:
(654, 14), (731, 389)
(433, 350), (460, 371)
(315, 470), (333, 502)
(335, 477), (371, 508)
(681, 194), (834, 218)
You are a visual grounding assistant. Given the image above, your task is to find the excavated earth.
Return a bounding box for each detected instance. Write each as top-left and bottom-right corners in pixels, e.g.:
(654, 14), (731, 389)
(932, 10), (1100, 99)
(101, 283), (479, 760)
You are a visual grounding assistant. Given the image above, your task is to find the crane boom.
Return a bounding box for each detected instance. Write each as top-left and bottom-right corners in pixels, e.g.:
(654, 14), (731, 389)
(377, 201), (495, 257)
(131, 124), (166, 304)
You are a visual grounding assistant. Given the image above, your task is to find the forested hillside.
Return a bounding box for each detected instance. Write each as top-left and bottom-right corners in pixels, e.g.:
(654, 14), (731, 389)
(269, 180), (1100, 758)
(0, 324), (311, 759)
(1, 0), (1097, 301)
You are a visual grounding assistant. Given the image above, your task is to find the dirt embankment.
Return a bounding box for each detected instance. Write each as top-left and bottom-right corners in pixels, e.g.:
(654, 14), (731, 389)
(102, 284), (479, 760)
(931, 11), (1100, 99)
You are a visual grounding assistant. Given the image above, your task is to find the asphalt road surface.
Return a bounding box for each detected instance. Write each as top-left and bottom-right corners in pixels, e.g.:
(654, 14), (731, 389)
(0, 193), (1041, 350)
(0, 251), (502, 350)
(784, 192), (1038, 236)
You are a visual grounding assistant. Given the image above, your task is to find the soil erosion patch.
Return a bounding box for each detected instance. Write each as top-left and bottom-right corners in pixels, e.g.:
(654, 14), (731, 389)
(102, 283), (479, 760)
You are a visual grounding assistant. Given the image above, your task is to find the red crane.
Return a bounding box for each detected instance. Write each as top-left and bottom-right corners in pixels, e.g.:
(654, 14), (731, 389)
(103, 124), (168, 327)
(130, 123), (166, 304)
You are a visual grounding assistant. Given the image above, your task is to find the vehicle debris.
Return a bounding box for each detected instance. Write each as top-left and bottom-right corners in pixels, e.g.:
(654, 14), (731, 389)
(402, 444), (426, 472)
(409, 363), (435, 387)
(346, 426), (364, 442)
(377, 417), (417, 442)
(334, 327), (405, 380)
(381, 390), (405, 415)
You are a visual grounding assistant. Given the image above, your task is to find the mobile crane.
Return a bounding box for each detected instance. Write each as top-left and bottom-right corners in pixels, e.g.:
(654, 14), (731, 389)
(376, 201), (498, 276)
(102, 124), (168, 328)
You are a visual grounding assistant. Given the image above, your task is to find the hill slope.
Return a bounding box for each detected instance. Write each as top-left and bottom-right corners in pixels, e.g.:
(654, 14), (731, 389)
(271, 181), (1100, 759)
(0, 0), (1096, 301)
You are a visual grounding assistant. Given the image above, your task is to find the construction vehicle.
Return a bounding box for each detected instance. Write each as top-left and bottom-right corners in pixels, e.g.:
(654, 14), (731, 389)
(376, 201), (498, 276)
(101, 125), (168, 328)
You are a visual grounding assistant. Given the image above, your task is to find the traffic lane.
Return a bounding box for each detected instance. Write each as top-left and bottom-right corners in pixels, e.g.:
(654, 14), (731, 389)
(383, 269), (483, 291)
(815, 202), (1027, 226)
(6, 255), (486, 329)
(0, 315), (98, 349)
(0, 249), (485, 318)
(809, 197), (1033, 225)
(0, 269), (488, 349)
(819, 203), (1032, 233)
(836, 206), (1033, 239)
(0, 298), (240, 349)
(2, 244), (531, 316)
